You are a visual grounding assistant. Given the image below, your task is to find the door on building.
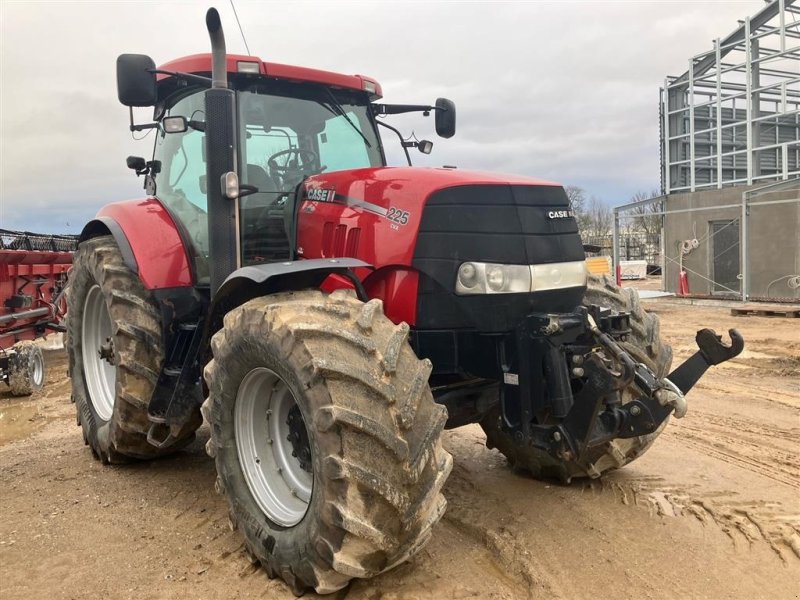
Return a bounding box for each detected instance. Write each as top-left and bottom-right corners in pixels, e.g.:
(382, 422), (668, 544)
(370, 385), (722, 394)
(710, 219), (741, 295)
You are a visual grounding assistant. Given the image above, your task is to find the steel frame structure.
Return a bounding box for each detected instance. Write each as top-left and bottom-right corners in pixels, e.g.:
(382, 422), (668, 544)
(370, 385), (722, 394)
(661, 0), (800, 193)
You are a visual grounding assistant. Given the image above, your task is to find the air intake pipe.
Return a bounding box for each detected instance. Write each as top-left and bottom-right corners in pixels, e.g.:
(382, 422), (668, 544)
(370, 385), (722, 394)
(206, 8), (227, 89)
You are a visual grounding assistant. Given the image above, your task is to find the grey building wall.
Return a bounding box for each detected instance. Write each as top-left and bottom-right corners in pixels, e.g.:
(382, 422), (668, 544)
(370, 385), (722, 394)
(663, 184), (800, 300)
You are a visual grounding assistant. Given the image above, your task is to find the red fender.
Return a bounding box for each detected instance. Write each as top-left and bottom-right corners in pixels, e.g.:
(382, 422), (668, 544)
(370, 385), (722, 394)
(84, 198), (193, 290)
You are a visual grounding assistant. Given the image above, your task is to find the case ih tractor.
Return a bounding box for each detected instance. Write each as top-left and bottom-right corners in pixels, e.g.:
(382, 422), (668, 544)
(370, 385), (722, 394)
(68, 8), (743, 595)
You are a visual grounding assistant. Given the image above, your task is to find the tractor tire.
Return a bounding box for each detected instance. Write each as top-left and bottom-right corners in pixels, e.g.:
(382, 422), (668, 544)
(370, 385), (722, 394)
(203, 289), (452, 595)
(67, 235), (201, 463)
(7, 341), (45, 396)
(481, 274), (673, 482)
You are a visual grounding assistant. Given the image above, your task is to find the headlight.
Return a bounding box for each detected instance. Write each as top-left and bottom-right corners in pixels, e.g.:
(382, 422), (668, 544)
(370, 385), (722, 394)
(531, 261), (588, 292)
(458, 262), (479, 289)
(455, 260), (587, 295)
(485, 266), (505, 291)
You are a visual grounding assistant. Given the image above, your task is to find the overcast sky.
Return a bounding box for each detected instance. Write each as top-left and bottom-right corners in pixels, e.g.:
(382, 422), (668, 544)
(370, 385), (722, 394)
(0, 0), (766, 233)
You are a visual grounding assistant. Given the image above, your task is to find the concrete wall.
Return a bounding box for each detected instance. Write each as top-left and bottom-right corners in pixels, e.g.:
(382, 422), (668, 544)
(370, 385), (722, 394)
(663, 184), (800, 300)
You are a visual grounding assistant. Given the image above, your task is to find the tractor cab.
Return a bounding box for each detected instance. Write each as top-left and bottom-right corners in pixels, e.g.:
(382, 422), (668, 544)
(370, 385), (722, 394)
(122, 55), (385, 283)
(118, 51), (453, 288)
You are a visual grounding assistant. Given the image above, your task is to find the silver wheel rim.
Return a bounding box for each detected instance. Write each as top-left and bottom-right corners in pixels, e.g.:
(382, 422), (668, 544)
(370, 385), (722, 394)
(82, 285), (116, 421)
(31, 350), (44, 387)
(234, 367), (312, 527)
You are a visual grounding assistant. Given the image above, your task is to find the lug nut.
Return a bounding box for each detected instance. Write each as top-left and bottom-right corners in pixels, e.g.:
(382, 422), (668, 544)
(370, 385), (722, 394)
(572, 355), (584, 366)
(630, 405), (642, 416)
(572, 367), (585, 377)
(553, 431), (562, 442)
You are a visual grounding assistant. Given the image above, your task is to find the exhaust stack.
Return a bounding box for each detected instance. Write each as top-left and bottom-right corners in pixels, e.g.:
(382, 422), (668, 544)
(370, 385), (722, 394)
(206, 8), (227, 89)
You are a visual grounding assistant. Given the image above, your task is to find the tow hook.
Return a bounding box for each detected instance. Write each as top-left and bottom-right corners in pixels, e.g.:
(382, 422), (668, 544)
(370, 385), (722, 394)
(666, 328), (744, 398)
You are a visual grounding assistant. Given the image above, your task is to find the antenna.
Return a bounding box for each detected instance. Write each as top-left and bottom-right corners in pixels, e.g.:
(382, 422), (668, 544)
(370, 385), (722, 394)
(229, 0), (252, 56)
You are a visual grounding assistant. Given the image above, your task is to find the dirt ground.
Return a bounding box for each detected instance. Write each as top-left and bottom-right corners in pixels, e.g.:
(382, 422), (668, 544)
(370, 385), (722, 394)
(1, 295), (798, 599)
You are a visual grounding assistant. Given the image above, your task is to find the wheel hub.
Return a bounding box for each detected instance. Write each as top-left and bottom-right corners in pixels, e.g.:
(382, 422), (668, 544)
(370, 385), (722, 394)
(98, 337), (115, 364)
(234, 367), (312, 527)
(286, 405), (312, 473)
(82, 284), (116, 422)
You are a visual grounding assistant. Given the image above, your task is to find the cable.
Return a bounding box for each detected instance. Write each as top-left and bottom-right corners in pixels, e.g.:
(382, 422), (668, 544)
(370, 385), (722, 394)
(765, 274), (800, 296)
(230, 0), (251, 56)
(664, 254), (741, 295)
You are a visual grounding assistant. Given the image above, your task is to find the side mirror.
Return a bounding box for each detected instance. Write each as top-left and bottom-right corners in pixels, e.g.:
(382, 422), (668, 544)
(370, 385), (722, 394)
(435, 98), (456, 139)
(126, 156), (147, 171)
(418, 140), (433, 154)
(117, 54), (157, 107)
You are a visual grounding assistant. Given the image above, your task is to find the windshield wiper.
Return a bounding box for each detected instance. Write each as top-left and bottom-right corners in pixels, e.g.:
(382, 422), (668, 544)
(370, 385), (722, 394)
(318, 87), (372, 148)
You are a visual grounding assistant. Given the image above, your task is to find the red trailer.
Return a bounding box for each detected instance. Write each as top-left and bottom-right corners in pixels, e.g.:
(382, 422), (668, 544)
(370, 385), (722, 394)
(0, 229), (75, 395)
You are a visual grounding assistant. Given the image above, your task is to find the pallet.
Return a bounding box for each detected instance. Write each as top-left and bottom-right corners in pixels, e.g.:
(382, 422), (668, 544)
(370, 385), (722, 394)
(731, 307), (800, 318)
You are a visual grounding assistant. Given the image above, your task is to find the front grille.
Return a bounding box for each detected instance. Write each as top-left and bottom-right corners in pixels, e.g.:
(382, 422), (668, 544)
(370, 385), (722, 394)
(412, 184), (586, 331)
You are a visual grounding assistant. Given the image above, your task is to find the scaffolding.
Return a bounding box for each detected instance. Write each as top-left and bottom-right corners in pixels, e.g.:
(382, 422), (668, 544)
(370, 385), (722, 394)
(661, 0), (800, 193)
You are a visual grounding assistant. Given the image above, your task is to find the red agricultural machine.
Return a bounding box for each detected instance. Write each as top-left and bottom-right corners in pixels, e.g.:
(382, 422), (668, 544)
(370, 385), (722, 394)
(1, 230), (74, 395)
(67, 8), (744, 595)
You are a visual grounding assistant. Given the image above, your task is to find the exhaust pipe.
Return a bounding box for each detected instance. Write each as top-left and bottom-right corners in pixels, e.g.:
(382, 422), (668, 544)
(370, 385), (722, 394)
(206, 8), (227, 89)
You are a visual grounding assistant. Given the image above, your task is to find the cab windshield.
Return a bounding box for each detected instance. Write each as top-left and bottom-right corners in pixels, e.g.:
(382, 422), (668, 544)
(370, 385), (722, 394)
(237, 82), (383, 265)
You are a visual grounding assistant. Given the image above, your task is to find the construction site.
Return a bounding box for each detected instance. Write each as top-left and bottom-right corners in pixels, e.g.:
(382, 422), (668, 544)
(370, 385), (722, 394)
(1, 2), (798, 599)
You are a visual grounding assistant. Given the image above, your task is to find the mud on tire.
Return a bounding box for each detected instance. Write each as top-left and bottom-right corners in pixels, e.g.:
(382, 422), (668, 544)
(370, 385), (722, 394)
(481, 274), (673, 482)
(67, 235), (201, 463)
(203, 289), (452, 595)
(7, 341), (45, 396)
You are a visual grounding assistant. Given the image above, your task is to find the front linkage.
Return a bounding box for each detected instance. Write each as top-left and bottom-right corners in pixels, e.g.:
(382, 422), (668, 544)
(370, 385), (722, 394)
(500, 306), (744, 473)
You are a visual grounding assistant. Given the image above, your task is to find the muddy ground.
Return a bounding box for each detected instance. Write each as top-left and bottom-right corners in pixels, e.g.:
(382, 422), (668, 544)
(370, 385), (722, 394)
(1, 296), (798, 599)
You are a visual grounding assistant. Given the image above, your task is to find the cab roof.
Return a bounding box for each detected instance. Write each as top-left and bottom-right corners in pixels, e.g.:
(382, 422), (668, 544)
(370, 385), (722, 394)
(156, 53), (383, 100)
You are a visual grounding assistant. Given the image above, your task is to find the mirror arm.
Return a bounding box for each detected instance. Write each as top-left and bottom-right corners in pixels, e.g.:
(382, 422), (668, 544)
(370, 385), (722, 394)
(128, 107), (160, 132)
(376, 120), (412, 166)
(373, 103), (437, 116)
(148, 69), (213, 87)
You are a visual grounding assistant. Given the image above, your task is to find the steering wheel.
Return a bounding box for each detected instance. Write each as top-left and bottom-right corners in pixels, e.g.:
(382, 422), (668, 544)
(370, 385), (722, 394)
(267, 148), (319, 174)
(266, 148), (321, 190)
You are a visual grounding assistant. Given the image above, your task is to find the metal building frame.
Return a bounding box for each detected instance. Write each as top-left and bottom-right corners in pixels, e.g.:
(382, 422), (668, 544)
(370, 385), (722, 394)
(661, 0), (800, 193)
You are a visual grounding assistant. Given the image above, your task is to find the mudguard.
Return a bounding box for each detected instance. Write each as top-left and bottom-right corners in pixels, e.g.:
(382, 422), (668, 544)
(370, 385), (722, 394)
(197, 257), (372, 378)
(79, 199), (193, 290)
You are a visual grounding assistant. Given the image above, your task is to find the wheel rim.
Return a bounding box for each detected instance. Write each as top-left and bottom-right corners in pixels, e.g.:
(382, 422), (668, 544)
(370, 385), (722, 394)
(82, 284), (116, 421)
(234, 367), (312, 527)
(31, 350), (44, 387)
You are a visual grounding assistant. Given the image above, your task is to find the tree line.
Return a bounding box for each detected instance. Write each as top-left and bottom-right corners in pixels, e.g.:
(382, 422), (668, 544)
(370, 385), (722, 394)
(565, 186), (663, 238)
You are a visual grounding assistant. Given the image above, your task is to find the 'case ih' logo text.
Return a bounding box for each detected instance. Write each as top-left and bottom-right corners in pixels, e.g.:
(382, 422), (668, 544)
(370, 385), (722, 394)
(306, 188), (336, 203)
(547, 210), (574, 219)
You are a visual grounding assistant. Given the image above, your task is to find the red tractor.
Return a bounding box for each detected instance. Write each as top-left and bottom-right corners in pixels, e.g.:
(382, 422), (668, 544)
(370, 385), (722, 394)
(68, 8), (743, 595)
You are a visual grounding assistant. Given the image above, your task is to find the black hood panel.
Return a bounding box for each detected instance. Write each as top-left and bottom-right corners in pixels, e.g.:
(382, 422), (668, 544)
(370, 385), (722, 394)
(412, 184), (586, 332)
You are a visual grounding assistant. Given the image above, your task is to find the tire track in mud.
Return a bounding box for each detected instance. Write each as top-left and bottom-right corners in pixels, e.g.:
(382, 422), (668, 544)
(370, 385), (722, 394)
(440, 462), (548, 599)
(604, 473), (800, 561)
(664, 428), (798, 489)
(664, 402), (799, 489)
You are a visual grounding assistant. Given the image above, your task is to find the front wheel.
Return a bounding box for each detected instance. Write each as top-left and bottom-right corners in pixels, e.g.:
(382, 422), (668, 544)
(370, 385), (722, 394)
(481, 274), (673, 482)
(203, 290), (452, 595)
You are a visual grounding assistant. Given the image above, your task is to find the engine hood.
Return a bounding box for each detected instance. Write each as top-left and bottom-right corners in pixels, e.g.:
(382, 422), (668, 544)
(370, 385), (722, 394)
(303, 166), (561, 201)
(298, 166), (566, 267)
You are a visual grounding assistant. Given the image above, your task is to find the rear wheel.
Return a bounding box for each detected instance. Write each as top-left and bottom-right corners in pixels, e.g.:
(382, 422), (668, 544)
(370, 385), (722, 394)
(67, 235), (201, 463)
(203, 290), (452, 595)
(481, 274), (673, 482)
(7, 341), (45, 396)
